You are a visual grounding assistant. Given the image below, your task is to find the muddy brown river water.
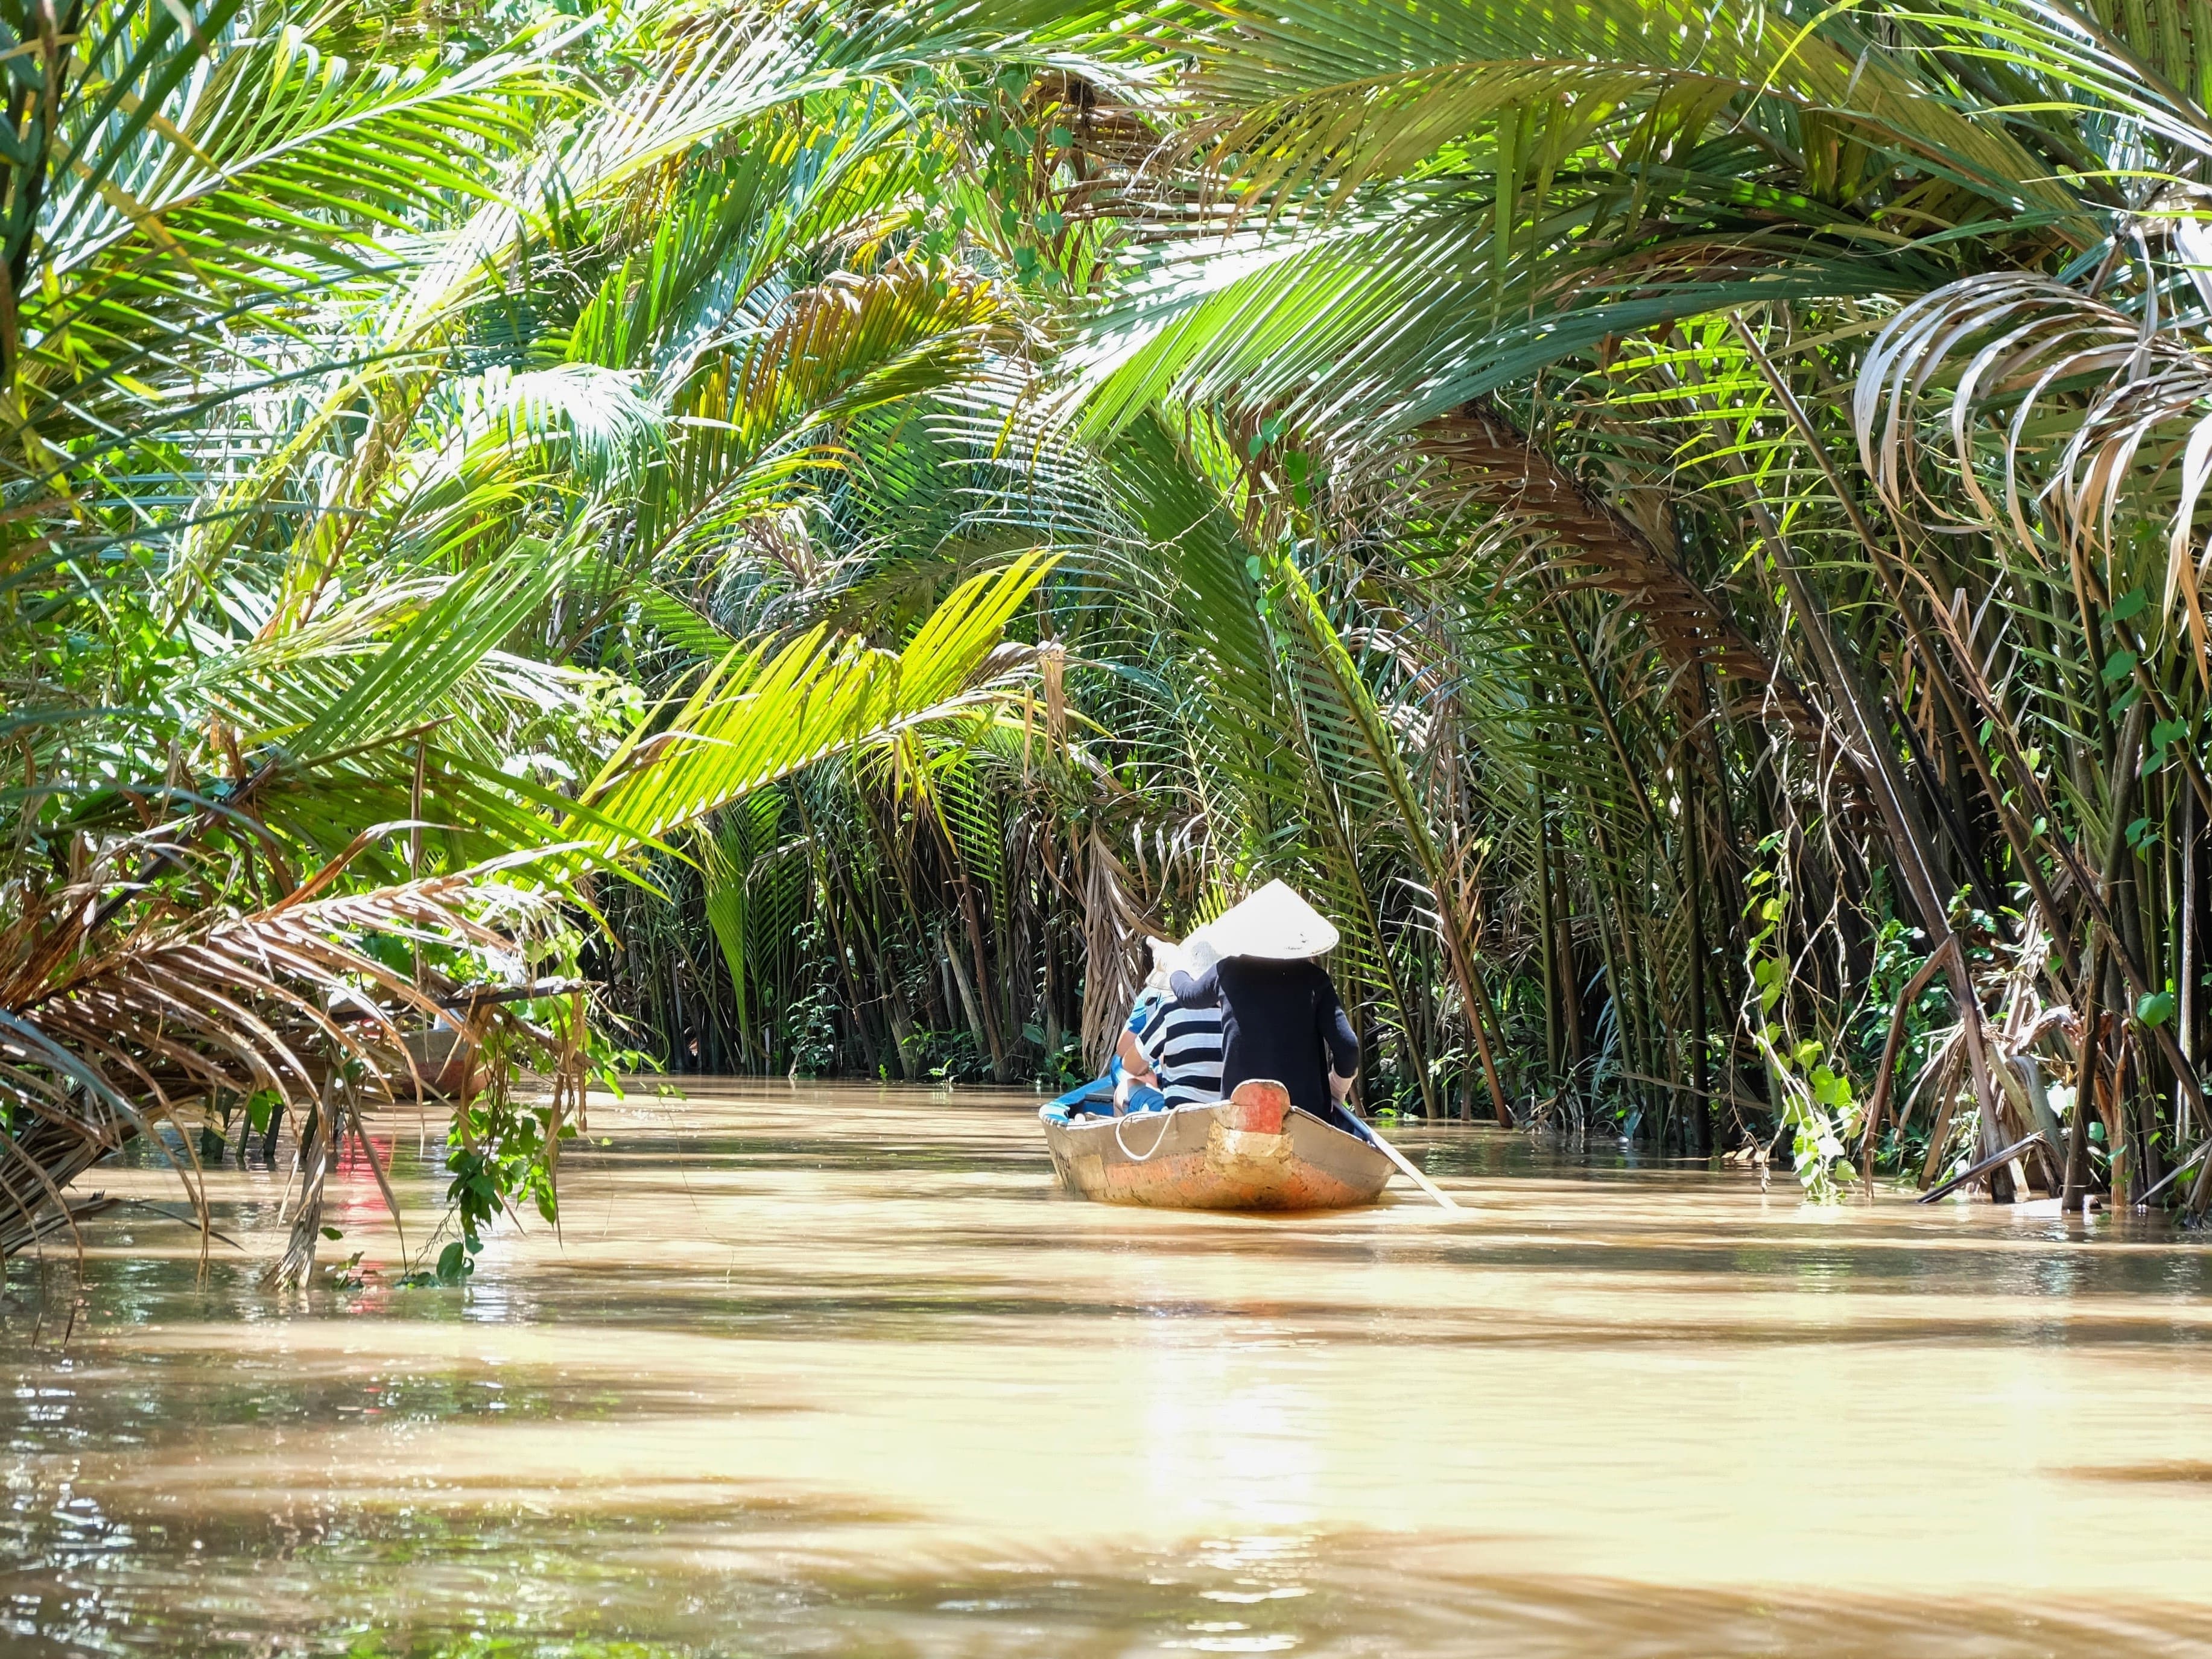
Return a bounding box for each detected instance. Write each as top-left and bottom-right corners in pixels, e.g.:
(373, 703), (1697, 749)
(7, 1080), (2212, 1657)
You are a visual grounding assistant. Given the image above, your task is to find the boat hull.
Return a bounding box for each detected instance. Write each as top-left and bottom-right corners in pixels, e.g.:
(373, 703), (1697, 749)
(1039, 1080), (1392, 1211)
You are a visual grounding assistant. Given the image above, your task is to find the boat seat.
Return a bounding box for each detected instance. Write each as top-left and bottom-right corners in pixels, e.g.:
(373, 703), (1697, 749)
(1223, 1079), (1291, 1134)
(1048, 1077), (1165, 1120)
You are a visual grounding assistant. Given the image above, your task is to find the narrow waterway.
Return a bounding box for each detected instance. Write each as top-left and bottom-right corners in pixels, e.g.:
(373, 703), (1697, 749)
(7, 1081), (2212, 1657)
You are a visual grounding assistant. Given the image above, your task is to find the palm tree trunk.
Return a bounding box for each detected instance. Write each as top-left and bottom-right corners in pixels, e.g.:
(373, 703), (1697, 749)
(937, 922), (998, 1076)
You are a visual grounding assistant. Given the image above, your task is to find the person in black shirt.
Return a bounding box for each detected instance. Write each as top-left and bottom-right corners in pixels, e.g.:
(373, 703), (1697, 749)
(1167, 881), (1364, 1136)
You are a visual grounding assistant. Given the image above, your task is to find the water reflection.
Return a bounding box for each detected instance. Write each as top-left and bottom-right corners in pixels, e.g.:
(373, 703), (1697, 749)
(5, 1080), (2212, 1657)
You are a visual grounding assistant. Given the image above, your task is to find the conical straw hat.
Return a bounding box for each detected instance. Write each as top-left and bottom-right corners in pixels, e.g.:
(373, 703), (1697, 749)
(1205, 880), (1339, 961)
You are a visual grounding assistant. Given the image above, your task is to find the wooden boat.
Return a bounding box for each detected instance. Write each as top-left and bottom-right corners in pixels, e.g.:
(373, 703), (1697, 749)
(1039, 1077), (1394, 1211)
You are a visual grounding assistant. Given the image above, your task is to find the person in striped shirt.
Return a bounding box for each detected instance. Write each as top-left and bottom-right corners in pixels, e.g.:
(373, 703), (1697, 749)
(1113, 933), (1224, 1111)
(1128, 992), (1225, 1109)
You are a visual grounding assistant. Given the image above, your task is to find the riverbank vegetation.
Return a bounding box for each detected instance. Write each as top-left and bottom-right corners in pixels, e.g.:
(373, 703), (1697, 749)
(8, 0), (2212, 1278)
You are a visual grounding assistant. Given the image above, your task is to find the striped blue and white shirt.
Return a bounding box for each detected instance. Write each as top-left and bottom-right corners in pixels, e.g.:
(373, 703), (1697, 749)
(1132, 995), (1225, 1109)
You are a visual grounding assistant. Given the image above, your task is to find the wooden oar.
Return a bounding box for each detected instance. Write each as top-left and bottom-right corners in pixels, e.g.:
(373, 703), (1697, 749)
(1361, 1116), (1459, 1210)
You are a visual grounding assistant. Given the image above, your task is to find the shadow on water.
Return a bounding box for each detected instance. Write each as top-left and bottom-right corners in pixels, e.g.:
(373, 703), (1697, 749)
(8, 1081), (2212, 1656)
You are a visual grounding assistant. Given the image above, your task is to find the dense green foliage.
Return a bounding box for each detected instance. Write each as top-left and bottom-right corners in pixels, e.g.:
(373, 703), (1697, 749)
(0, 0), (1053, 1276)
(10, 0), (2212, 1281)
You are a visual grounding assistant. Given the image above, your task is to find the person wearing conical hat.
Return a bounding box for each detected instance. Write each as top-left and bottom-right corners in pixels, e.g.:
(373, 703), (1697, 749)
(1167, 881), (1361, 1132)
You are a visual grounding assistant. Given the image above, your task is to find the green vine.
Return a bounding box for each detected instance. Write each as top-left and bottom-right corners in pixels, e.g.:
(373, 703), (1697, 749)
(1743, 841), (1860, 1201)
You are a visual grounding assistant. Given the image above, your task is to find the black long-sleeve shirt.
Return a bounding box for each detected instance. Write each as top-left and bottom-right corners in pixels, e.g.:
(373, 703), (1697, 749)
(1168, 957), (1360, 1120)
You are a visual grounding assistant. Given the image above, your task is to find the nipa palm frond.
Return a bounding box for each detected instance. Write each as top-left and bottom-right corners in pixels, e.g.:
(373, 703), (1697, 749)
(0, 861), (549, 1267)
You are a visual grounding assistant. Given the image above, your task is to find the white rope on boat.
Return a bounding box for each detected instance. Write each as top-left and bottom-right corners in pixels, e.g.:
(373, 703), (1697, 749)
(1113, 1106), (1177, 1163)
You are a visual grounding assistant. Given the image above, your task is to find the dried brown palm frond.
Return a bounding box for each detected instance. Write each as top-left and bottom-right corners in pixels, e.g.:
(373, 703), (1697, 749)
(1076, 826), (1164, 1067)
(1856, 265), (2212, 677)
(1416, 401), (1845, 764)
(0, 852), (551, 1272)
